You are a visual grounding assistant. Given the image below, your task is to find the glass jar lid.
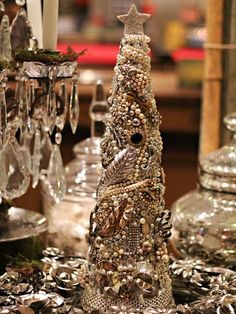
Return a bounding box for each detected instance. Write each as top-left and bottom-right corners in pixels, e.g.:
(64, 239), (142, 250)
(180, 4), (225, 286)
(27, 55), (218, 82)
(73, 137), (101, 156)
(64, 137), (101, 201)
(199, 112), (236, 193)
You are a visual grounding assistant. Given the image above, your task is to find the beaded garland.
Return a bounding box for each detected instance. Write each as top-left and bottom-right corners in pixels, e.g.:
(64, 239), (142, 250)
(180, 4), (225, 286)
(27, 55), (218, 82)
(80, 5), (175, 312)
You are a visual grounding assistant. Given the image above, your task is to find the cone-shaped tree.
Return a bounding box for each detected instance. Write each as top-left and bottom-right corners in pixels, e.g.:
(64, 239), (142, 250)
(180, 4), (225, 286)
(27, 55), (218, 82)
(81, 5), (175, 312)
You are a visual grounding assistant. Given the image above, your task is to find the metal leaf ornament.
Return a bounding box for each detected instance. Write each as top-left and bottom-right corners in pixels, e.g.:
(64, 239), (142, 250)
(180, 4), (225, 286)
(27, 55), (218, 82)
(155, 209), (172, 242)
(102, 147), (136, 187)
(100, 199), (133, 236)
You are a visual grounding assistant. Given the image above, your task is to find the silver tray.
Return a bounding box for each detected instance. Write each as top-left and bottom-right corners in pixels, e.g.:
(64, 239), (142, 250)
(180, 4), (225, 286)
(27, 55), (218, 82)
(0, 207), (47, 243)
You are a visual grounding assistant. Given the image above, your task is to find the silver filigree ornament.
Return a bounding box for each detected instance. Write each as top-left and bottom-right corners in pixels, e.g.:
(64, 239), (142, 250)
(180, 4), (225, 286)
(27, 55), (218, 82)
(0, 272), (33, 296)
(18, 291), (64, 311)
(210, 273), (236, 296)
(170, 256), (236, 313)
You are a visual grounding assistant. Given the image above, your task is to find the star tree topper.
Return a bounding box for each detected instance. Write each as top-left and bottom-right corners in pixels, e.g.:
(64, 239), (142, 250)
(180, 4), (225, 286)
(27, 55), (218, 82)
(118, 4), (150, 35)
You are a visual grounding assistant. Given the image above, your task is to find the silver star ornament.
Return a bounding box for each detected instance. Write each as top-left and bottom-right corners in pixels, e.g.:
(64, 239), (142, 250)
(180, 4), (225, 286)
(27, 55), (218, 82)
(118, 4), (150, 35)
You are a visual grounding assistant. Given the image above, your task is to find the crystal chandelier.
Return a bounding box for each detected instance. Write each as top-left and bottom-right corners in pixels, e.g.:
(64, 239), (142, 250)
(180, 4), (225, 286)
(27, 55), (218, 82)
(0, 0), (81, 203)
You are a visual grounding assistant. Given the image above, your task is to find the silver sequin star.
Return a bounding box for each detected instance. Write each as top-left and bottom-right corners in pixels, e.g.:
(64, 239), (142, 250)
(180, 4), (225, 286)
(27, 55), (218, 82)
(118, 4), (150, 35)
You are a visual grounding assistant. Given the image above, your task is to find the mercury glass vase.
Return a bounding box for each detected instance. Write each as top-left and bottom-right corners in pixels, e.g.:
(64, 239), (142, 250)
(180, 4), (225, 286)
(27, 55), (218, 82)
(171, 112), (236, 269)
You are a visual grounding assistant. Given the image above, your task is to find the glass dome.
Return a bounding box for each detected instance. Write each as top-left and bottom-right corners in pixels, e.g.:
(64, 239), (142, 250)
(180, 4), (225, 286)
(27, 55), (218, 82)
(171, 113), (236, 268)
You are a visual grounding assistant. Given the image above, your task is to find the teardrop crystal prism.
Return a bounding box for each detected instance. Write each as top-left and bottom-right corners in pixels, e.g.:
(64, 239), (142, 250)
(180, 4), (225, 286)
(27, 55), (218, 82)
(47, 84), (56, 134)
(32, 129), (41, 188)
(20, 128), (33, 173)
(47, 144), (66, 203)
(69, 80), (79, 134)
(1, 15), (12, 61)
(15, 78), (22, 104)
(0, 90), (7, 147)
(0, 1), (5, 12)
(19, 79), (29, 132)
(27, 80), (35, 130)
(40, 130), (53, 176)
(56, 80), (68, 130)
(1, 138), (30, 199)
(28, 80), (35, 106)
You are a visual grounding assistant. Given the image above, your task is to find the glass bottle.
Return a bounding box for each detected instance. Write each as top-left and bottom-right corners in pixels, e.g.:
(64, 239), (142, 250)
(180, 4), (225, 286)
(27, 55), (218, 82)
(171, 113), (236, 269)
(43, 80), (109, 257)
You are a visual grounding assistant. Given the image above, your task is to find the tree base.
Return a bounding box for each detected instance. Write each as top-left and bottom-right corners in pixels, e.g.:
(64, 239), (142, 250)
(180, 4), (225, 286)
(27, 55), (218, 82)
(81, 286), (175, 313)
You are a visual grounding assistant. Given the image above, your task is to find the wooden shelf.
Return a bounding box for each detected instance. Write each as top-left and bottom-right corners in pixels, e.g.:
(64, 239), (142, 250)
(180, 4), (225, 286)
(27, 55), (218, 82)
(76, 68), (201, 134)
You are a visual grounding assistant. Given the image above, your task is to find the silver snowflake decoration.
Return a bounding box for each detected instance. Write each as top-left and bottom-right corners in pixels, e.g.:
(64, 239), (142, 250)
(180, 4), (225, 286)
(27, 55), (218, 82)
(171, 258), (205, 279)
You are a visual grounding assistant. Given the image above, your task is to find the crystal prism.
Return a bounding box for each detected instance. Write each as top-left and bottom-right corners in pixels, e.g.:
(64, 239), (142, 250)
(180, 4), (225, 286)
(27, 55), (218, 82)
(69, 79), (79, 134)
(15, 77), (22, 104)
(28, 80), (35, 106)
(20, 128), (33, 173)
(27, 80), (35, 130)
(0, 90), (7, 147)
(1, 138), (30, 199)
(47, 83), (56, 134)
(0, 1), (5, 13)
(32, 129), (41, 188)
(47, 144), (66, 203)
(19, 79), (29, 133)
(56, 81), (68, 130)
(1, 15), (12, 61)
(40, 130), (53, 175)
(10, 8), (30, 50)
(0, 150), (8, 191)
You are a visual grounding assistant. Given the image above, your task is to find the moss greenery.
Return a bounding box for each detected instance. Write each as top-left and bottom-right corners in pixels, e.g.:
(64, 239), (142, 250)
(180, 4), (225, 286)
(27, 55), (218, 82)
(0, 47), (86, 72)
(0, 235), (45, 274)
(13, 47), (86, 65)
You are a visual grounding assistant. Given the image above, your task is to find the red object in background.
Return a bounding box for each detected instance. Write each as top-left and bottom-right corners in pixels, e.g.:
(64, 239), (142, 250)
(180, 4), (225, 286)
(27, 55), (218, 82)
(172, 48), (204, 62)
(141, 0), (157, 15)
(58, 43), (120, 66)
(180, 5), (202, 25)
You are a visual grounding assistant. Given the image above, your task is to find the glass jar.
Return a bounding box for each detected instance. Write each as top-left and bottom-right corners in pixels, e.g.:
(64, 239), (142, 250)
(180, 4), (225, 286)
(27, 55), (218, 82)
(171, 113), (236, 268)
(43, 137), (101, 257)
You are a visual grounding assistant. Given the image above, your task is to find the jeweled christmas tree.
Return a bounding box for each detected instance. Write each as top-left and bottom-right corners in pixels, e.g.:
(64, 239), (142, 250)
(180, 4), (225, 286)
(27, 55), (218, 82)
(81, 5), (175, 312)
